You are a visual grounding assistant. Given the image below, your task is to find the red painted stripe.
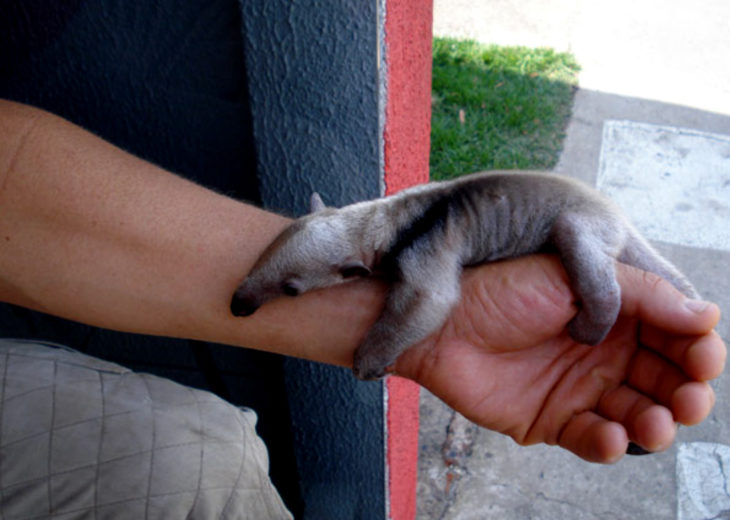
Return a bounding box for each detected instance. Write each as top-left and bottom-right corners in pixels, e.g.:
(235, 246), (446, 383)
(383, 1), (433, 197)
(386, 377), (422, 520)
(383, 1), (433, 519)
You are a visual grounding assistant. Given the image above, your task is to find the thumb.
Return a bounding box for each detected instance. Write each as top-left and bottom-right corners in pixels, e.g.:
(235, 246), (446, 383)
(616, 263), (720, 335)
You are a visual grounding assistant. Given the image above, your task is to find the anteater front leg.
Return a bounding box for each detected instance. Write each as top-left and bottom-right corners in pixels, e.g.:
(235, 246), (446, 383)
(353, 246), (463, 380)
(551, 212), (624, 345)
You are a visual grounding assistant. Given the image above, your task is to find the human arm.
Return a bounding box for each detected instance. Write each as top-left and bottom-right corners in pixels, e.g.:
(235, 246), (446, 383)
(0, 98), (386, 366)
(1, 99), (724, 463)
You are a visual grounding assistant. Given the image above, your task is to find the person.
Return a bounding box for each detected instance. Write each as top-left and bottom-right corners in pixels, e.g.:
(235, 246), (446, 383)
(0, 98), (725, 466)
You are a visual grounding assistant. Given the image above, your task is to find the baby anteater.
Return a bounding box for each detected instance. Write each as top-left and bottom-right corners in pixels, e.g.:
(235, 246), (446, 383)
(231, 171), (697, 380)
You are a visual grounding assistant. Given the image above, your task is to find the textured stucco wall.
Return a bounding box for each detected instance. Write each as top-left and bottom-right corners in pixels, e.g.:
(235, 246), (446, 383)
(241, 0), (382, 216)
(0, 0), (260, 200)
(241, 2), (386, 519)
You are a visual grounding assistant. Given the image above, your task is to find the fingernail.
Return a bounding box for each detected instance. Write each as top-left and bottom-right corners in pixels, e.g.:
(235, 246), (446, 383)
(685, 299), (711, 314)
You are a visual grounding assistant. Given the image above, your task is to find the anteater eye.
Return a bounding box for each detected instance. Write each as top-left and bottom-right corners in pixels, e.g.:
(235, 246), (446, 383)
(339, 263), (372, 279)
(282, 282), (300, 297)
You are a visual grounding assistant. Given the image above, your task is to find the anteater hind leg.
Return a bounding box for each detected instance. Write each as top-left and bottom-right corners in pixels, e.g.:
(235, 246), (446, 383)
(353, 247), (462, 380)
(552, 213), (624, 345)
(619, 231), (699, 299)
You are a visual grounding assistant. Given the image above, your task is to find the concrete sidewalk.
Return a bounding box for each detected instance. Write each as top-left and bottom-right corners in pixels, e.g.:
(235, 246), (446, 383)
(419, 1), (730, 518)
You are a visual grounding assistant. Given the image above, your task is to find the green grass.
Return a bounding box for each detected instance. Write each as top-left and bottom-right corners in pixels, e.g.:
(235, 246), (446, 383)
(430, 37), (580, 180)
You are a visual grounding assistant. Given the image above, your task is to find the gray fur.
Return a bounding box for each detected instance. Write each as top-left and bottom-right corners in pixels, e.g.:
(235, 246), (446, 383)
(231, 171), (698, 380)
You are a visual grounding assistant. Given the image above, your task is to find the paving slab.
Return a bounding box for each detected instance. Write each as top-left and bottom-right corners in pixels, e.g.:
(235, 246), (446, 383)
(597, 120), (730, 252)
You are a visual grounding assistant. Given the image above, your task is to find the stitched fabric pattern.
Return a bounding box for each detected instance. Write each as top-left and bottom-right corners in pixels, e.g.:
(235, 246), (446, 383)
(0, 339), (292, 520)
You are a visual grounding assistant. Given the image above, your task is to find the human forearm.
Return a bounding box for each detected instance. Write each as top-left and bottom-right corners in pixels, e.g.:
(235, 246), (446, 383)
(0, 99), (385, 366)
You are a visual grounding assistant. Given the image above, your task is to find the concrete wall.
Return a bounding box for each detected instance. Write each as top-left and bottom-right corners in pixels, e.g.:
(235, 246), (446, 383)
(241, 0), (382, 215)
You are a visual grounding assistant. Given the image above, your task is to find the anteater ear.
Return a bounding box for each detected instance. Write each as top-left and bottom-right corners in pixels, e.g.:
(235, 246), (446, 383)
(339, 261), (372, 279)
(309, 192), (326, 213)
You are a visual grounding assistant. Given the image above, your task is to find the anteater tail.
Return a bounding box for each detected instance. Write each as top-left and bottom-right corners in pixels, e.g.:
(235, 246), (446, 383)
(618, 229), (699, 299)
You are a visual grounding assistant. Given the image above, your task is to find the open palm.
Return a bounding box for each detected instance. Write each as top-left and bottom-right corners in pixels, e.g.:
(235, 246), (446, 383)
(397, 255), (725, 463)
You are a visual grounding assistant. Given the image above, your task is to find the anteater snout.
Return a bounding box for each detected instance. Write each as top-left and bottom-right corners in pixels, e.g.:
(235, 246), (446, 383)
(230, 292), (260, 317)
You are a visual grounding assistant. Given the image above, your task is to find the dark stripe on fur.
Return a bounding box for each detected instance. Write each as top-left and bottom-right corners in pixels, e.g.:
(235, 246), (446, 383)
(380, 184), (471, 279)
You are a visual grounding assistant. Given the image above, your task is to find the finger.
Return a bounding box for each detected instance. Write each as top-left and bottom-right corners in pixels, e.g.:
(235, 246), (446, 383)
(626, 342), (720, 424)
(627, 348), (690, 407)
(557, 411), (628, 463)
(597, 385), (677, 452)
(609, 348), (716, 427)
(632, 405), (676, 453)
(640, 327), (726, 381)
(617, 264), (720, 335)
(672, 381), (716, 425)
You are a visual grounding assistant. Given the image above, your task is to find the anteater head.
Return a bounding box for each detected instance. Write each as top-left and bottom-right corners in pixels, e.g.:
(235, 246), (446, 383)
(230, 194), (372, 317)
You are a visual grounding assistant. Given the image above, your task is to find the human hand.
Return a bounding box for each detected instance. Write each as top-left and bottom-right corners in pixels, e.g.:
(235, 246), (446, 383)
(395, 254), (725, 463)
